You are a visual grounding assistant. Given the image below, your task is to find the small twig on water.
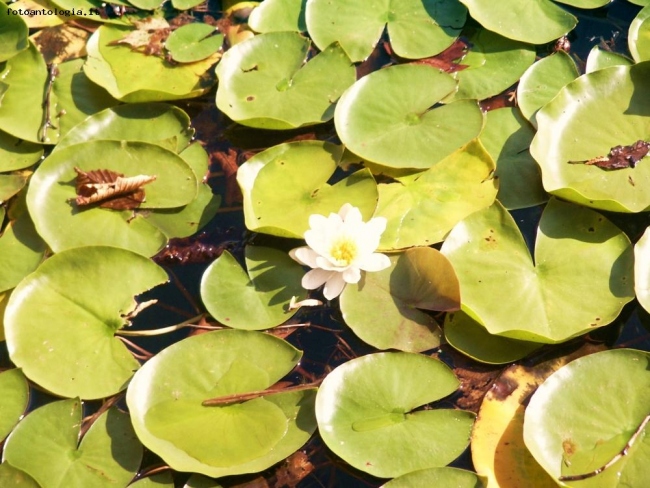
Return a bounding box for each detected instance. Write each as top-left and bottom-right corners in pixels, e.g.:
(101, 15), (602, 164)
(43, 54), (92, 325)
(115, 313), (207, 337)
(40, 63), (59, 142)
(202, 380), (322, 407)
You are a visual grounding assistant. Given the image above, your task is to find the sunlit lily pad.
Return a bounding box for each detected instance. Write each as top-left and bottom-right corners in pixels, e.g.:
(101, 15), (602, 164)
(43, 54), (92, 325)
(54, 103), (194, 154)
(0, 44), (117, 144)
(127, 330), (317, 477)
(517, 51), (579, 128)
(0, 2), (28, 61)
(530, 62), (650, 212)
(441, 198), (634, 343)
(0, 190), (47, 293)
(444, 310), (542, 364)
(165, 23), (223, 63)
(306, 0), (466, 62)
(635, 226), (650, 314)
(249, 0), (306, 32)
(340, 247), (459, 352)
(27, 140), (197, 255)
(524, 349), (650, 486)
(382, 467), (481, 487)
(316, 352), (475, 478)
(375, 140), (497, 249)
(0, 130), (43, 171)
(479, 107), (547, 209)
(458, 0), (607, 44)
(471, 347), (602, 488)
(145, 142), (221, 238)
(238, 141), (377, 238)
(0, 369), (29, 442)
(335, 63), (483, 169)
(2, 399), (142, 488)
(0, 174), (27, 203)
(200, 246), (306, 330)
(585, 45), (633, 73)
(84, 24), (218, 102)
(4, 246), (168, 399)
(629, 4), (650, 63)
(445, 28), (535, 102)
(216, 31), (355, 129)
(0, 463), (39, 488)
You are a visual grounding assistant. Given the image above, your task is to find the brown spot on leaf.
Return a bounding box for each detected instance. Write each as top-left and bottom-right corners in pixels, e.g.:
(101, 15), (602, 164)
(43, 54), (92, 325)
(569, 140), (650, 170)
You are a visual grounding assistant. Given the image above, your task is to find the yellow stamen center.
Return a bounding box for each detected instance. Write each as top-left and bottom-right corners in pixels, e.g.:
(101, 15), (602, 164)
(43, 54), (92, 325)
(330, 238), (358, 266)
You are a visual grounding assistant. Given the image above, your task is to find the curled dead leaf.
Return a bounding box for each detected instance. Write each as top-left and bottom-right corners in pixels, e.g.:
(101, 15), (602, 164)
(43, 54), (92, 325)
(74, 167), (156, 209)
(569, 140), (650, 170)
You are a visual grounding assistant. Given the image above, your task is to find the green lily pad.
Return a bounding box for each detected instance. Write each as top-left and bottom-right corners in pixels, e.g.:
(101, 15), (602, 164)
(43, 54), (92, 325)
(128, 0), (165, 8)
(585, 45), (633, 73)
(145, 142), (221, 239)
(129, 472), (174, 487)
(444, 310), (542, 364)
(530, 62), (650, 212)
(216, 31), (355, 129)
(340, 247), (460, 352)
(200, 246), (306, 330)
(629, 0), (650, 5)
(0, 290), (9, 341)
(306, 0), (466, 62)
(0, 190), (47, 293)
(375, 140), (497, 249)
(84, 24), (218, 102)
(335, 63), (483, 169)
(629, 4), (650, 63)
(316, 352), (475, 478)
(0, 174), (27, 203)
(0, 2), (28, 61)
(441, 198), (634, 343)
(524, 349), (650, 487)
(0, 463), (40, 487)
(517, 51), (579, 128)
(479, 107), (547, 209)
(4, 246), (168, 399)
(127, 330), (317, 477)
(382, 467), (482, 488)
(173, 0), (209, 8)
(165, 23), (223, 63)
(184, 474), (223, 488)
(54, 103), (194, 154)
(0, 369), (29, 442)
(445, 28), (535, 102)
(0, 130), (43, 171)
(635, 226), (650, 314)
(0, 44), (117, 144)
(237, 141), (377, 238)
(458, 0), (584, 44)
(27, 140), (197, 256)
(249, 0), (306, 33)
(2, 399), (142, 488)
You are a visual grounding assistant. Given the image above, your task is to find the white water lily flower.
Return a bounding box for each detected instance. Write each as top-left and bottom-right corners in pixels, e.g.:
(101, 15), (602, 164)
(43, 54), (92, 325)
(289, 203), (391, 300)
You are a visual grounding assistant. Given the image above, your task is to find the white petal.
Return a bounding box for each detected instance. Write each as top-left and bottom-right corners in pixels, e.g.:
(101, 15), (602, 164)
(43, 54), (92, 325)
(323, 272), (346, 300)
(341, 205), (363, 228)
(338, 203), (354, 220)
(302, 268), (333, 290)
(290, 247), (320, 268)
(308, 213), (330, 233)
(366, 216), (387, 237)
(357, 252), (391, 272)
(342, 266), (361, 284)
(315, 255), (343, 271)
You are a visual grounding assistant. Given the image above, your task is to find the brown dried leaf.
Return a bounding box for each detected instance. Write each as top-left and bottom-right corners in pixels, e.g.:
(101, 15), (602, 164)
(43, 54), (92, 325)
(410, 37), (471, 73)
(107, 17), (171, 57)
(74, 167), (156, 209)
(570, 140), (650, 170)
